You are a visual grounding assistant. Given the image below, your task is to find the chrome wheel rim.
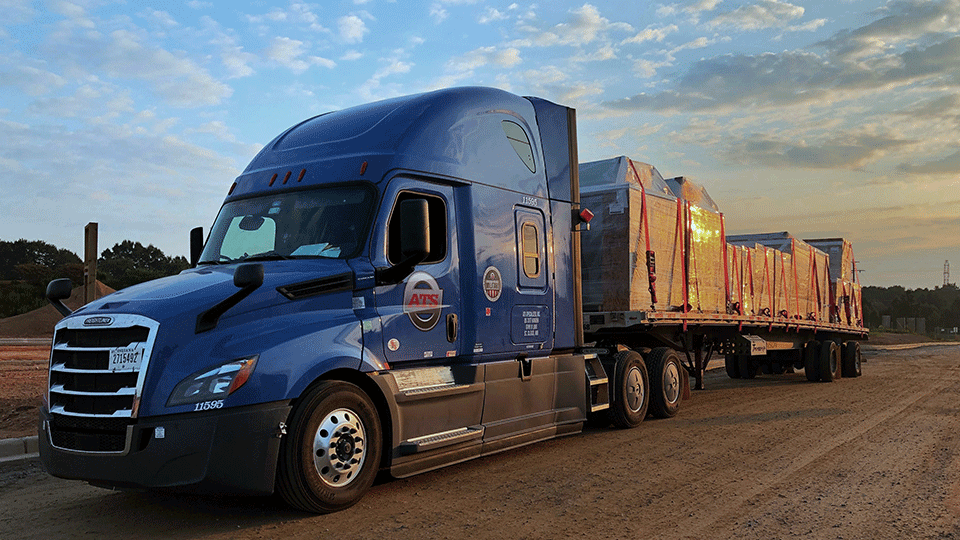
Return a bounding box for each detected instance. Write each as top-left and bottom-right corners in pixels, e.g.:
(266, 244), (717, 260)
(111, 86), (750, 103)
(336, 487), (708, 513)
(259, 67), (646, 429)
(312, 408), (366, 488)
(664, 362), (680, 404)
(626, 367), (645, 412)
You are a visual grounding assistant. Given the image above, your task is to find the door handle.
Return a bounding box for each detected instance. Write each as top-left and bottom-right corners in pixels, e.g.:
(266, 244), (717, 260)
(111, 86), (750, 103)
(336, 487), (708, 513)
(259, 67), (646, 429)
(446, 313), (458, 342)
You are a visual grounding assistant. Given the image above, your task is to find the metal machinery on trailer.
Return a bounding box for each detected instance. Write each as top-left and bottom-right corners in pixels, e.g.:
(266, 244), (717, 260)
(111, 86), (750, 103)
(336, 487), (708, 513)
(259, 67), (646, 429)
(39, 87), (867, 513)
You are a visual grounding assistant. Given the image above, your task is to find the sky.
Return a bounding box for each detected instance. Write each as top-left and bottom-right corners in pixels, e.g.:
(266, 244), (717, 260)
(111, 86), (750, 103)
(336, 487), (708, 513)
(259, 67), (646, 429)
(1, 0), (958, 289)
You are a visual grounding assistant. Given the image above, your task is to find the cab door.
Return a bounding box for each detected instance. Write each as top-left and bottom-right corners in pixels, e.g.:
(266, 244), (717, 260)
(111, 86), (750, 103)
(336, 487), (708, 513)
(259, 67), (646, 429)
(374, 180), (461, 364)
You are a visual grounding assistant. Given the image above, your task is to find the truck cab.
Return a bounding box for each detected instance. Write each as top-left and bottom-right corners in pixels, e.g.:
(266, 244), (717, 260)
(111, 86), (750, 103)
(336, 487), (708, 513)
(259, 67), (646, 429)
(39, 87), (599, 512)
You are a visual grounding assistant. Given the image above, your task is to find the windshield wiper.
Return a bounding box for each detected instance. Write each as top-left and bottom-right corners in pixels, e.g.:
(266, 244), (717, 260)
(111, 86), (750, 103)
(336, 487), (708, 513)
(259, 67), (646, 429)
(243, 250), (293, 262)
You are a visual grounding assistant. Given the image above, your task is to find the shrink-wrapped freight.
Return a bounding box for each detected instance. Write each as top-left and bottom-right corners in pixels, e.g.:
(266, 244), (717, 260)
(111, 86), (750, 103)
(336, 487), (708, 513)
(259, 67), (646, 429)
(580, 157), (685, 312)
(579, 157), (726, 314)
(804, 238), (862, 325)
(727, 232), (830, 322)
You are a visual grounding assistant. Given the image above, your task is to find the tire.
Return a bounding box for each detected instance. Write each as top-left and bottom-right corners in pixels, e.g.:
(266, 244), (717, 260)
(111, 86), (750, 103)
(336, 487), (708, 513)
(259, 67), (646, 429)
(609, 350), (649, 428)
(842, 341), (862, 378)
(646, 347), (683, 418)
(277, 381), (382, 513)
(738, 354), (758, 379)
(803, 341), (820, 382)
(724, 354), (741, 379)
(819, 341), (841, 382)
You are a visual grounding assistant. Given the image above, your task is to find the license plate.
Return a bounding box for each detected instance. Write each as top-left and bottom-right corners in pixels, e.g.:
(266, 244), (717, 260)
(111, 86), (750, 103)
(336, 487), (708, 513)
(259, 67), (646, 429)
(109, 347), (145, 371)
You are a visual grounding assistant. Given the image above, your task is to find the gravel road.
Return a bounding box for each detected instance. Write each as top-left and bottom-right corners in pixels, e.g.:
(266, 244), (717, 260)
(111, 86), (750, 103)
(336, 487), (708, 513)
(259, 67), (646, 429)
(1, 344), (958, 540)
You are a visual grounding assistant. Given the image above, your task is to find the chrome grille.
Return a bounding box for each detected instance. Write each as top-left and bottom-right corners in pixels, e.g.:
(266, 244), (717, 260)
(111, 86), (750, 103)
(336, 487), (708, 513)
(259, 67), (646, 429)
(47, 314), (159, 453)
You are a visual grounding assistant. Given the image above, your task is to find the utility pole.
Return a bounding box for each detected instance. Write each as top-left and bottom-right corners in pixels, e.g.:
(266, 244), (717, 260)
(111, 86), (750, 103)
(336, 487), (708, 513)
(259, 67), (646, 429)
(946, 260), (951, 288)
(84, 223), (98, 304)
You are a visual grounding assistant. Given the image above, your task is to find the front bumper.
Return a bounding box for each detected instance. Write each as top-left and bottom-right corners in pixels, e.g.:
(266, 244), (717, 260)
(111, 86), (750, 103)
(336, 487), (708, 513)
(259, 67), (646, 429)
(38, 401), (292, 495)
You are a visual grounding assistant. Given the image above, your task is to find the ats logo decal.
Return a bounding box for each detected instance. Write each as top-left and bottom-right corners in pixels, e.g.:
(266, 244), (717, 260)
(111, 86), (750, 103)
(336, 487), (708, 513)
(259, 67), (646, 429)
(83, 316), (113, 326)
(403, 272), (444, 331)
(483, 266), (502, 302)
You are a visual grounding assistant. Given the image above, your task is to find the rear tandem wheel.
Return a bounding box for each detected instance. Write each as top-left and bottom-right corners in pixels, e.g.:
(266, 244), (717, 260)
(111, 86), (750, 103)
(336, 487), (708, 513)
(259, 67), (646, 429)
(608, 350), (650, 428)
(646, 347), (683, 418)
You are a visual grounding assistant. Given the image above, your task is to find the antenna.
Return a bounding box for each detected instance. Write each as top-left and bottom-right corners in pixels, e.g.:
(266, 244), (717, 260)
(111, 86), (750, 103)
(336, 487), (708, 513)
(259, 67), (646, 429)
(946, 260), (951, 287)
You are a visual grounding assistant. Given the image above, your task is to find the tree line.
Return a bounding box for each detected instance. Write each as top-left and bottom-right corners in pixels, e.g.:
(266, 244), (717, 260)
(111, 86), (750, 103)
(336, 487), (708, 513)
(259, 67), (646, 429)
(0, 239), (188, 318)
(862, 284), (960, 333)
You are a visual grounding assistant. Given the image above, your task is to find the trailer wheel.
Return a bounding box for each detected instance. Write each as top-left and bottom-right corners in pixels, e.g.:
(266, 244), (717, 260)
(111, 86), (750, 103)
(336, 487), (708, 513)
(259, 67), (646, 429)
(738, 355), (758, 379)
(819, 341), (841, 382)
(803, 341), (820, 382)
(646, 347), (683, 418)
(609, 350), (649, 428)
(842, 341), (862, 378)
(277, 381), (382, 513)
(724, 354), (741, 379)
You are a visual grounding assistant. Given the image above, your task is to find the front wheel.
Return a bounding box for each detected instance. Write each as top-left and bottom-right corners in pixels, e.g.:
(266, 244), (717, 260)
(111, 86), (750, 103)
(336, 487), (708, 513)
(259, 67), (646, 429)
(277, 381), (382, 513)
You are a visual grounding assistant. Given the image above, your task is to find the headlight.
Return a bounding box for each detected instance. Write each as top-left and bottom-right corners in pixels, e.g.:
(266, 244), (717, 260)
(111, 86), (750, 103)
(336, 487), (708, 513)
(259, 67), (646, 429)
(167, 355), (258, 406)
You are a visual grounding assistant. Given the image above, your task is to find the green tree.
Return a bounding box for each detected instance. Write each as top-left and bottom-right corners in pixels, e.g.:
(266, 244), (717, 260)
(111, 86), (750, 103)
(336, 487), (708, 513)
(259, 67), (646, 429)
(98, 241), (189, 290)
(0, 239), (82, 317)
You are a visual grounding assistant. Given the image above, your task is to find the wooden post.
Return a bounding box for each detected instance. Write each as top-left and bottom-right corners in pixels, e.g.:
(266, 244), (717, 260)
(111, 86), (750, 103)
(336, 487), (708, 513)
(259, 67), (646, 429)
(84, 222), (98, 304)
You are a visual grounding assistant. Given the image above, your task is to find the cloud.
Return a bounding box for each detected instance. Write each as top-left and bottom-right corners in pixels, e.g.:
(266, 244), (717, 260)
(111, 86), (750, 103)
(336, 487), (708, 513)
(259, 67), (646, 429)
(358, 56), (414, 100)
(726, 133), (913, 169)
(2, 0), (35, 24)
(898, 150), (960, 174)
(143, 9), (178, 29)
(819, 0), (960, 60)
(478, 7), (509, 23)
(41, 21), (232, 107)
(657, 0), (721, 18)
(0, 117), (242, 258)
(0, 66), (67, 96)
(897, 93), (960, 117)
(430, 0), (480, 23)
(604, 29), (960, 115)
(621, 25), (678, 45)
(338, 15), (369, 43)
(446, 46), (522, 72)
(264, 37), (336, 73)
(519, 3), (633, 47)
(708, 0), (805, 30)
(246, 3), (329, 32)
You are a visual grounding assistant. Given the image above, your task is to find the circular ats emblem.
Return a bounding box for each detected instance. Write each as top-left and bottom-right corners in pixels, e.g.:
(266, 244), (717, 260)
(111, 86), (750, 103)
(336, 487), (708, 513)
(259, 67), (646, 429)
(387, 338), (400, 351)
(403, 271), (444, 331)
(483, 266), (502, 302)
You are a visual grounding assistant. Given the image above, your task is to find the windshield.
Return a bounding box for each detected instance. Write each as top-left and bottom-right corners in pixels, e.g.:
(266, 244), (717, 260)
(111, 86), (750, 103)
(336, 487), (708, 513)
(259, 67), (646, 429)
(199, 185), (375, 264)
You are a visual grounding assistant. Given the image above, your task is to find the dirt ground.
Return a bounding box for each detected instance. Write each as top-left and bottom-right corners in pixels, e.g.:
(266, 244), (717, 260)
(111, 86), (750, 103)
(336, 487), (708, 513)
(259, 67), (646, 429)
(1, 342), (959, 539)
(0, 345), (46, 439)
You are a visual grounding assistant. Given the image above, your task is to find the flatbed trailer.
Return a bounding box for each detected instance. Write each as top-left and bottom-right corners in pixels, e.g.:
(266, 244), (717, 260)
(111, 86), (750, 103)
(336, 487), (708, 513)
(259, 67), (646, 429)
(585, 310), (867, 389)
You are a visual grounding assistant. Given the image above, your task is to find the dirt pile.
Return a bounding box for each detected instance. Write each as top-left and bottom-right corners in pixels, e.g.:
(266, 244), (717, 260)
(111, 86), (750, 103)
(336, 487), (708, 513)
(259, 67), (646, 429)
(0, 281), (115, 338)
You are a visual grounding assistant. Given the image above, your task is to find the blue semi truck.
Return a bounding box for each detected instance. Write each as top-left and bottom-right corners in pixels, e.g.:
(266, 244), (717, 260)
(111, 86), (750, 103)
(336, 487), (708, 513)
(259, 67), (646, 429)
(39, 87), (866, 513)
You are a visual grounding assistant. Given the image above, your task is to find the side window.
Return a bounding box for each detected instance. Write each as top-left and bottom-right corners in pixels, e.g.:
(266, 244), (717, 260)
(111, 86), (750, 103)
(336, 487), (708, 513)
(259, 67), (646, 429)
(501, 120), (536, 173)
(521, 222), (540, 278)
(387, 191), (447, 265)
(515, 208), (546, 290)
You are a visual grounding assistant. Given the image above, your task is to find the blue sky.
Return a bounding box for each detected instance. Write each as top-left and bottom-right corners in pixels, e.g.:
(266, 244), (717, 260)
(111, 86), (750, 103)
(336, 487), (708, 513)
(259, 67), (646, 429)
(1, 0), (958, 288)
